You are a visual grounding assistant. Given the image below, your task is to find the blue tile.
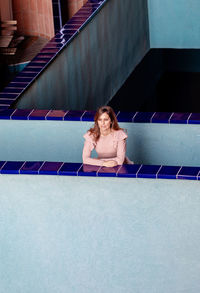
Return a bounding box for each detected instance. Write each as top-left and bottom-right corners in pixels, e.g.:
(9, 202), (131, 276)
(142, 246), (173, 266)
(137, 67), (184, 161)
(78, 164), (100, 176)
(17, 72), (38, 78)
(188, 113), (200, 124)
(46, 110), (68, 120)
(40, 48), (60, 54)
(14, 76), (33, 82)
(11, 109), (33, 120)
(29, 110), (50, 120)
(0, 161), (6, 170)
(177, 166), (200, 180)
(157, 165), (181, 179)
(49, 37), (65, 43)
(1, 87), (23, 94)
(133, 112), (155, 123)
(117, 164), (142, 177)
(38, 52), (56, 58)
(170, 112), (191, 124)
(137, 165), (161, 179)
(9, 82), (28, 87)
(59, 162), (82, 176)
(39, 162), (63, 175)
(81, 111), (95, 121)
(63, 23), (82, 30)
(36, 53), (55, 58)
(97, 165), (121, 177)
(67, 17), (88, 24)
(117, 111), (137, 122)
(0, 109), (15, 119)
(0, 93), (18, 99)
(0, 99), (13, 106)
(0, 106), (9, 110)
(23, 67), (43, 73)
(151, 112), (172, 123)
(64, 110), (84, 121)
(1, 161), (25, 174)
(44, 42), (63, 49)
(20, 161), (44, 174)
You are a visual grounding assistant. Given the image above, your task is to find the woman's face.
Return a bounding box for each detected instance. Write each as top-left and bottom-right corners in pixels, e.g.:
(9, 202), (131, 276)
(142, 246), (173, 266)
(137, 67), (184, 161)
(97, 112), (112, 133)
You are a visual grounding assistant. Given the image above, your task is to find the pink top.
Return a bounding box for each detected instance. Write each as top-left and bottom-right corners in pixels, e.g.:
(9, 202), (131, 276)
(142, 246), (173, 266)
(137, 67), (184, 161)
(82, 129), (130, 166)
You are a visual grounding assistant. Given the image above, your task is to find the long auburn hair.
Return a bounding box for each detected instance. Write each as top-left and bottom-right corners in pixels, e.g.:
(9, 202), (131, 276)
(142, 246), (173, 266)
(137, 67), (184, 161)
(88, 106), (123, 142)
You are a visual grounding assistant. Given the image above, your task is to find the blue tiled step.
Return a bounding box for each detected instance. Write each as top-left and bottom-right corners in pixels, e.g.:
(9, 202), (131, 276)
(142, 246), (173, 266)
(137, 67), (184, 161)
(1, 161), (200, 180)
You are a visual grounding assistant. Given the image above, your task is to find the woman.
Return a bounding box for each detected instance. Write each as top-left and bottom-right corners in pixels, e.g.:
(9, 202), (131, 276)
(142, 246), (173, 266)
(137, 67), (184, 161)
(82, 106), (133, 167)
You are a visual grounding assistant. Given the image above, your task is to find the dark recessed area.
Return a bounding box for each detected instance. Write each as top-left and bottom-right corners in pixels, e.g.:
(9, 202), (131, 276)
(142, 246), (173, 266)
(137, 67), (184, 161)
(109, 49), (200, 112)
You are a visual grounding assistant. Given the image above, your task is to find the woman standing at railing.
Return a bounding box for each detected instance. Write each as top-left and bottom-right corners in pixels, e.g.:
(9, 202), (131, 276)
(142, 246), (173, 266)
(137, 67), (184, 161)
(82, 106), (133, 167)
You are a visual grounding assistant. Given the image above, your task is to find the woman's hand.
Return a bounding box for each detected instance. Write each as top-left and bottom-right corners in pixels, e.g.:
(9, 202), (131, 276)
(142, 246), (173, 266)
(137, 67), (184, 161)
(102, 160), (118, 167)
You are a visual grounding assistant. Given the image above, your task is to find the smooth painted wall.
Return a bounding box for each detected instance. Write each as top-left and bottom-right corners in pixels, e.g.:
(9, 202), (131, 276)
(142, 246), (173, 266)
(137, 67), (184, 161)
(1, 120), (200, 167)
(1, 175), (200, 293)
(148, 0), (200, 48)
(14, 0), (149, 110)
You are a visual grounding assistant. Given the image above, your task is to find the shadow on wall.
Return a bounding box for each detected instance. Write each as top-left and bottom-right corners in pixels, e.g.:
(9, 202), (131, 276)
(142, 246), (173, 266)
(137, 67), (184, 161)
(109, 49), (200, 113)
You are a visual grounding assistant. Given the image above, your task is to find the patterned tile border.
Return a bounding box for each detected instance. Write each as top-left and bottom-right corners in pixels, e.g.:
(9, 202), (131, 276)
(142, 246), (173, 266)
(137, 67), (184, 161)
(0, 161), (200, 180)
(0, 109), (200, 124)
(0, 0), (107, 110)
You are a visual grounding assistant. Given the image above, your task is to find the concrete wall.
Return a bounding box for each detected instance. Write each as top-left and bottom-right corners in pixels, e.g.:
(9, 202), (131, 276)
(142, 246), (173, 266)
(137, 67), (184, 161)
(15, 0), (150, 110)
(148, 0), (200, 48)
(1, 175), (200, 293)
(1, 120), (200, 167)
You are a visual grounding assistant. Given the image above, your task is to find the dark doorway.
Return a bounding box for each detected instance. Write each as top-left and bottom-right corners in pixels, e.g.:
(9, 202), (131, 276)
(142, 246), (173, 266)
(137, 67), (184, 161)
(108, 49), (200, 113)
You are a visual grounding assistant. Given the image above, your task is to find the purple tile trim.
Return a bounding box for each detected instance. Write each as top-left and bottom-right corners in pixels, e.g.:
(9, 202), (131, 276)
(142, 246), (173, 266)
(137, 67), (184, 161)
(81, 111), (95, 121)
(0, 93), (19, 99)
(133, 112), (155, 123)
(43, 42), (63, 49)
(11, 109), (33, 120)
(0, 106), (9, 110)
(188, 113), (200, 124)
(177, 166), (200, 180)
(0, 109), (16, 119)
(22, 67), (44, 73)
(58, 162), (82, 176)
(151, 112), (173, 123)
(1, 87), (23, 94)
(0, 161), (6, 170)
(117, 164), (142, 177)
(39, 162), (63, 175)
(170, 112), (191, 124)
(137, 164), (161, 178)
(157, 165), (181, 179)
(0, 160), (200, 180)
(46, 110), (68, 120)
(78, 164), (101, 176)
(64, 110), (84, 121)
(117, 111), (137, 122)
(1, 161), (25, 174)
(10, 81), (30, 87)
(0, 109), (199, 123)
(0, 99), (14, 106)
(20, 161), (44, 174)
(28, 110), (50, 120)
(97, 165), (121, 177)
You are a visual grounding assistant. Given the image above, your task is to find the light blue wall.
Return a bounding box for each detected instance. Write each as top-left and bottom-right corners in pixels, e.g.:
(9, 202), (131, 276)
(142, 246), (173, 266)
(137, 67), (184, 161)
(1, 120), (200, 166)
(15, 0), (149, 110)
(148, 0), (200, 48)
(1, 175), (200, 293)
